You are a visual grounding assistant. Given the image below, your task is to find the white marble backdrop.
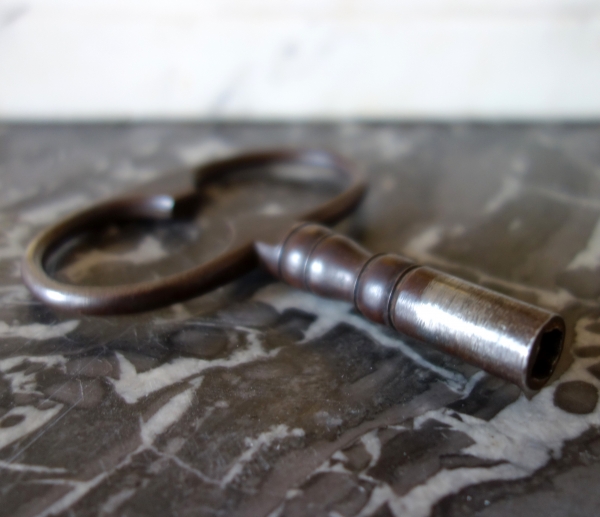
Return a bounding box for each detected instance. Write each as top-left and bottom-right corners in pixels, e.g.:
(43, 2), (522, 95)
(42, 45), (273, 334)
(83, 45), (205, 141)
(1, 0), (599, 120)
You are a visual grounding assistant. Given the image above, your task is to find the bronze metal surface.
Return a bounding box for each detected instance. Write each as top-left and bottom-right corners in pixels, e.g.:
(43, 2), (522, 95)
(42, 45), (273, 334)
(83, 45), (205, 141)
(21, 149), (366, 314)
(255, 223), (565, 391)
(22, 150), (565, 390)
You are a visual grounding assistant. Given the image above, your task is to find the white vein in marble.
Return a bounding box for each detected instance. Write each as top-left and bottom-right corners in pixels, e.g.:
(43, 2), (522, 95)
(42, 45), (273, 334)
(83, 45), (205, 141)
(567, 216), (600, 271)
(111, 325), (277, 403)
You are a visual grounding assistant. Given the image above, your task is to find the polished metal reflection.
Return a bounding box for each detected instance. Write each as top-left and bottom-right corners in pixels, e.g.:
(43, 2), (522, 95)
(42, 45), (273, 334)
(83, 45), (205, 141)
(21, 150), (366, 314)
(22, 150), (565, 391)
(256, 223), (565, 391)
(390, 267), (564, 391)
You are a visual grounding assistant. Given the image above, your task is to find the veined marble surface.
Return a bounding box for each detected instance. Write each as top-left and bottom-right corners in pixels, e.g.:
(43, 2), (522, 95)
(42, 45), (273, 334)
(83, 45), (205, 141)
(0, 123), (599, 516)
(2, 1), (600, 120)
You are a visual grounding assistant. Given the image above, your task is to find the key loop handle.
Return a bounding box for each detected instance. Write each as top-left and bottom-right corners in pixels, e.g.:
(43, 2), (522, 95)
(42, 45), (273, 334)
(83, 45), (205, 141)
(21, 149), (366, 314)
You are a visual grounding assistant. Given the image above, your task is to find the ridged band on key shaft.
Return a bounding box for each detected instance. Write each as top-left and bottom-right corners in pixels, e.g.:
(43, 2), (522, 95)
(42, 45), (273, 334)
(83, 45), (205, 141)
(255, 223), (566, 391)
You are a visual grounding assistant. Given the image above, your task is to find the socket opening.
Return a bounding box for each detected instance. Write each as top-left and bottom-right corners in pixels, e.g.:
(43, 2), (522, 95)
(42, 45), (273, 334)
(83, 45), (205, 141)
(527, 319), (565, 390)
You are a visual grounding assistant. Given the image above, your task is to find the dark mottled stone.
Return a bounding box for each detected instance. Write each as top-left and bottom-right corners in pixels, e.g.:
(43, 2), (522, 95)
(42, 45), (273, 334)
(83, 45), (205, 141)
(439, 454), (506, 470)
(431, 427), (600, 517)
(43, 379), (106, 409)
(554, 381), (599, 414)
(23, 362), (46, 375)
(342, 441), (372, 472)
(0, 375), (12, 409)
(527, 145), (592, 196)
(66, 357), (113, 377)
(169, 326), (229, 359)
(434, 193), (570, 280)
(2, 123), (600, 517)
(273, 309), (317, 339)
(585, 321), (600, 333)
(371, 504), (395, 517)
(5, 361), (35, 374)
(281, 472), (372, 517)
(242, 361), (297, 381)
(12, 393), (40, 406)
(36, 400), (59, 410)
(574, 346), (600, 358)
(588, 362), (600, 381)
(262, 309), (318, 351)
(117, 352), (163, 374)
(367, 419), (474, 495)
(447, 375), (521, 421)
(310, 324), (400, 385)
(216, 301), (280, 327)
(557, 268), (600, 300)
(0, 414), (25, 428)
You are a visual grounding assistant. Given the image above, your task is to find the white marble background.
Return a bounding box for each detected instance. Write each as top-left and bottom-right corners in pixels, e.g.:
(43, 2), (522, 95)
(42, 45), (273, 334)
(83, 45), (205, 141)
(1, 0), (600, 120)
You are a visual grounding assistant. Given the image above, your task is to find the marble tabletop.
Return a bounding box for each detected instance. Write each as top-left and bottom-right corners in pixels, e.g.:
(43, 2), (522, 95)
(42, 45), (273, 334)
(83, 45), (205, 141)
(1, 123), (599, 517)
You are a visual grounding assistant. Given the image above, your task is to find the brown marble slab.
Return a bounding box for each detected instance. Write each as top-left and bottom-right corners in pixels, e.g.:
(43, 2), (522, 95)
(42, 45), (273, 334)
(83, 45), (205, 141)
(0, 123), (599, 517)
